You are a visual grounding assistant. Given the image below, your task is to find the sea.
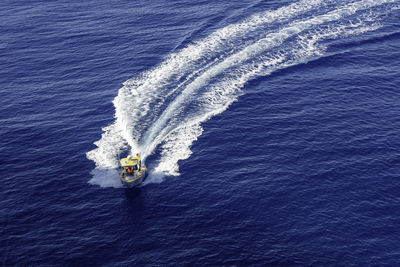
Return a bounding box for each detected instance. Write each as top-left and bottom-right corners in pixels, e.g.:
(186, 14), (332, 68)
(1, 0), (400, 265)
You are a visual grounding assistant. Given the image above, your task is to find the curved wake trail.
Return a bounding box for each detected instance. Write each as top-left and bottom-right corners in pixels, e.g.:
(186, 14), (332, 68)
(87, 0), (396, 187)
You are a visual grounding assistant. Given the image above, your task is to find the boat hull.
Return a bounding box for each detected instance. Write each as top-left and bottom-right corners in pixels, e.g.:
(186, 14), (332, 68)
(121, 176), (144, 188)
(120, 169), (146, 189)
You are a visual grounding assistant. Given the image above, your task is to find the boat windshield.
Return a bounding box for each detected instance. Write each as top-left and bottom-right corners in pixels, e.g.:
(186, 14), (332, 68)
(120, 158), (139, 167)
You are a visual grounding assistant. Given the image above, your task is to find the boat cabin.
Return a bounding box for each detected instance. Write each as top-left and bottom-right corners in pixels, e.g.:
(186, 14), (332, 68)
(120, 156), (141, 176)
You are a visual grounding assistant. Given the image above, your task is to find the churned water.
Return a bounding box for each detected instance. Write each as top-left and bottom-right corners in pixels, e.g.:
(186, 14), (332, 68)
(1, 0), (400, 265)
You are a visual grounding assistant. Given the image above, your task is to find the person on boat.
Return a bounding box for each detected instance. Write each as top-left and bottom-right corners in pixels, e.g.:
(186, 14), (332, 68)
(127, 167), (134, 175)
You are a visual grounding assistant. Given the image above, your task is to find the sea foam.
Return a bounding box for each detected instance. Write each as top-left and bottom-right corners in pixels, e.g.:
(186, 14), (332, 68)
(87, 0), (395, 186)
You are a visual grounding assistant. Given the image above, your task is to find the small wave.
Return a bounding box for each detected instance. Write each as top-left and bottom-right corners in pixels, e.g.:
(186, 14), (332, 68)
(88, 169), (123, 188)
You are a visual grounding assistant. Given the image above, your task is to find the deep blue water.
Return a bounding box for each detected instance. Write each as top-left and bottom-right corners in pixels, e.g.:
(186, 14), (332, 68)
(1, 0), (400, 265)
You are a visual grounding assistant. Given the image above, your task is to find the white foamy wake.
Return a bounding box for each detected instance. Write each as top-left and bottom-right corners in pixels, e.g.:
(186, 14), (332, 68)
(87, 0), (395, 187)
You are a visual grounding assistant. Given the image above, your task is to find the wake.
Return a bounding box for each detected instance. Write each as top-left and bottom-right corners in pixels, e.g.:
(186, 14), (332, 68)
(87, 0), (395, 187)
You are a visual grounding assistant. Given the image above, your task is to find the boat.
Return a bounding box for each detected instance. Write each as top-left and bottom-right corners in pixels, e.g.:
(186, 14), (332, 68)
(119, 154), (147, 188)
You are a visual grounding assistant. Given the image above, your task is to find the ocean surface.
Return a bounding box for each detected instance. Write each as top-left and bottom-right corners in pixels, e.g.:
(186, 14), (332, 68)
(1, 0), (400, 265)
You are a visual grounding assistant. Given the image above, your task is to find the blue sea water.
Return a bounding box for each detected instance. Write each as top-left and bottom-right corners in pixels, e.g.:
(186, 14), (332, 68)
(1, 0), (400, 265)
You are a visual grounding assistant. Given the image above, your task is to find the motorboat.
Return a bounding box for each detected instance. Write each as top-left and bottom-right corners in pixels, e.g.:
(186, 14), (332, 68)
(119, 154), (146, 188)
